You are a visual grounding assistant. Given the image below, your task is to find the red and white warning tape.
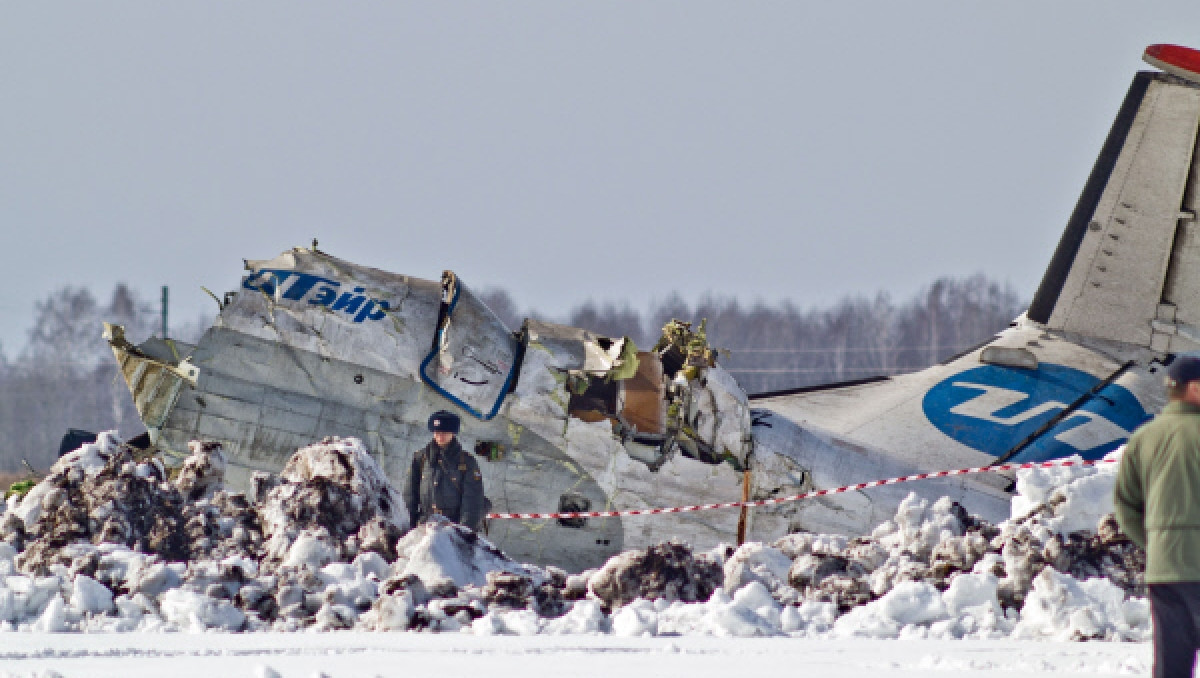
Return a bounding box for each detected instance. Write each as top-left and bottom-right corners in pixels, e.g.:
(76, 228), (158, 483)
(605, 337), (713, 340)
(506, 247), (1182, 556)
(484, 457), (1117, 521)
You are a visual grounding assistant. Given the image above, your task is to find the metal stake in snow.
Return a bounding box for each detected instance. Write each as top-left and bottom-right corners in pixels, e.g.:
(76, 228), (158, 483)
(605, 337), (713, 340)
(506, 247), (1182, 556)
(484, 457), (1117, 521)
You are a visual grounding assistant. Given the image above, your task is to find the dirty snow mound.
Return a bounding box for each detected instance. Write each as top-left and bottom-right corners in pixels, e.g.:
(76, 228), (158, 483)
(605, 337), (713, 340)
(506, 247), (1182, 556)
(588, 541), (722, 610)
(11, 435), (247, 573)
(259, 437), (407, 568)
(0, 436), (1151, 640)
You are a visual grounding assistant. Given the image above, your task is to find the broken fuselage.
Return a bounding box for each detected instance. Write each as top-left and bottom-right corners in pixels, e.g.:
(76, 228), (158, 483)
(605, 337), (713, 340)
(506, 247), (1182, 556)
(107, 48), (1200, 571)
(107, 247), (1014, 572)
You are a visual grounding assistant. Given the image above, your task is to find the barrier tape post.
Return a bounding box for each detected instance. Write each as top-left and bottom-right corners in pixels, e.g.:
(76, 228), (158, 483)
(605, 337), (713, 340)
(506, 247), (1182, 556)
(735, 468), (751, 546)
(484, 457), (1117, 521)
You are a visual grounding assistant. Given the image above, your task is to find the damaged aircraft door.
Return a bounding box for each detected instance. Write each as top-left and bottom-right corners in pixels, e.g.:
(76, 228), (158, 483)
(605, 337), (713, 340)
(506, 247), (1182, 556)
(420, 272), (522, 420)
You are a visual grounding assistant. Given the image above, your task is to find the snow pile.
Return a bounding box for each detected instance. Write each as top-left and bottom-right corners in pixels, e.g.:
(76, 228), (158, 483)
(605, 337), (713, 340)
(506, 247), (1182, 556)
(1010, 455), (1121, 536)
(392, 516), (545, 589)
(8, 435), (246, 574)
(588, 540), (722, 610)
(0, 434), (570, 633)
(258, 437), (408, 568)
(0, 436), (1149, 640)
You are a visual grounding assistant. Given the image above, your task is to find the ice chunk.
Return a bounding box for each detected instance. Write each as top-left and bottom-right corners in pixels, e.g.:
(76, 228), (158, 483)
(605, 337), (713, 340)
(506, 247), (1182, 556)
(1012, 567), (1149, 641)
(723, 542), (792, 594)
(32, 594), (68, 632)
(260, 437), (408, 568)
(160, 588), (245, 631)
(71, 574), (114, 615)
(542, 599), (609, 634)
(282, 529), (336, 570)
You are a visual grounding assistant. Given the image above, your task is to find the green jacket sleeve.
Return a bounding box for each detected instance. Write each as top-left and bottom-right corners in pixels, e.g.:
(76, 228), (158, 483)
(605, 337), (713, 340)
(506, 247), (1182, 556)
(1113, 442), (1147, 549)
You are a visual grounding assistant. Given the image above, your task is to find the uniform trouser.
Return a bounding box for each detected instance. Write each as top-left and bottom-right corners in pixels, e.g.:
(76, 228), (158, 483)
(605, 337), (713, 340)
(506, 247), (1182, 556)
(1149, 582), (1200, 678)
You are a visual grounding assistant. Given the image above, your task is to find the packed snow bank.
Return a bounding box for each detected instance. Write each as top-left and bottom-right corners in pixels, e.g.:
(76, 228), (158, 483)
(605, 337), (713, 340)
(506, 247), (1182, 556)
(0, 436), (1147, 641)
(0, 634), (1156, 678)
(392, 516), (545, 590)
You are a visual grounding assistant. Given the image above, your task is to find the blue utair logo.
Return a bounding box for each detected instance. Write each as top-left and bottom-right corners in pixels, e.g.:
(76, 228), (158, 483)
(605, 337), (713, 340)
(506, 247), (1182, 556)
(242, 268), (390, 324)
(922, 363), (1151, 463)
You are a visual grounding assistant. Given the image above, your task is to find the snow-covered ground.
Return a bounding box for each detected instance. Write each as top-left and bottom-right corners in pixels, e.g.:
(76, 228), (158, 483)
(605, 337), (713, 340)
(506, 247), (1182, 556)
(0, 434), (1155, 676)
(0, 634), (1151, 678)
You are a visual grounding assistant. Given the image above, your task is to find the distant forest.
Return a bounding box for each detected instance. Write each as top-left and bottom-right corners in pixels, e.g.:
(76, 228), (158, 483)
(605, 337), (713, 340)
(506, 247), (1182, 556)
(0, 275), (1023, 473)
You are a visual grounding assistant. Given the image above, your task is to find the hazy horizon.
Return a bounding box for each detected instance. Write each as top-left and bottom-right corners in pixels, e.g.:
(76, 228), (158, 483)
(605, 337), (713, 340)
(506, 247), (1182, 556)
(5, 3), (1199, 356)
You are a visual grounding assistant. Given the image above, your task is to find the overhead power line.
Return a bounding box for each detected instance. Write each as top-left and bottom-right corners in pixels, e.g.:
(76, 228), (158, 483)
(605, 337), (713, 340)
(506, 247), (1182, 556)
(726, 366), (921, 374)
(726, 344), (978, 354)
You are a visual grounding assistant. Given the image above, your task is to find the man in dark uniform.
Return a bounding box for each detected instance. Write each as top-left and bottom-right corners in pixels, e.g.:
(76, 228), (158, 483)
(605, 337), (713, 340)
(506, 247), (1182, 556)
(403, 410), (487, 531)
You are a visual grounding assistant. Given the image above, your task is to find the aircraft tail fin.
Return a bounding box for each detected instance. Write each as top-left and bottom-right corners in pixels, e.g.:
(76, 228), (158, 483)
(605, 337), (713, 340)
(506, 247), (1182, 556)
(1028, 66), (1200, 353)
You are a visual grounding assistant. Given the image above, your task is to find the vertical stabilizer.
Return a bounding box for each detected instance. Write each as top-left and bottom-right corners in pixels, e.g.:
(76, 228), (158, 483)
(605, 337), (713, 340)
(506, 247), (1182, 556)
(1029, 67), (1200, 353)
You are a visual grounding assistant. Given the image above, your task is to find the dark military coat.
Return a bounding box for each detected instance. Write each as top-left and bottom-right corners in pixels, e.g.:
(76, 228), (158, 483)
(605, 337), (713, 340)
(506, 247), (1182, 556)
(403, 438), (486, 531)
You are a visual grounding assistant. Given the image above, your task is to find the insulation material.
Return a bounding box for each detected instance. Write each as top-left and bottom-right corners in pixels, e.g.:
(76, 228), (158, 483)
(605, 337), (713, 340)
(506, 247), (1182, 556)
(620, 352), (665, 435)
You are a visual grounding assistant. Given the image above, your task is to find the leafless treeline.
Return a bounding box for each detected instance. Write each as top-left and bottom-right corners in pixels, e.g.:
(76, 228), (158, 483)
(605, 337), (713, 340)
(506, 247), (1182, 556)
(0, 285), (211, 473)
(0, 275), (1022, 473)
(483, 273), (1025, 395)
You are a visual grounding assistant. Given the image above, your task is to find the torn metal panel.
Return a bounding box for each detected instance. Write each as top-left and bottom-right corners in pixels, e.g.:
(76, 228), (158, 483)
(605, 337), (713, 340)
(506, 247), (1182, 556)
(103, 323), (198, 442)
(689, 365), (753, 464)
(521, 319), (638, 377)
(135, 337), (196, 365)
(521, 318), (651, 430)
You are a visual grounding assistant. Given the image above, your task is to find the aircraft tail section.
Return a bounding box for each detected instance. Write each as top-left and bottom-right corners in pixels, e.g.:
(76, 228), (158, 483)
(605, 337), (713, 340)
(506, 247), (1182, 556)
(1029, 66), (1200, 353)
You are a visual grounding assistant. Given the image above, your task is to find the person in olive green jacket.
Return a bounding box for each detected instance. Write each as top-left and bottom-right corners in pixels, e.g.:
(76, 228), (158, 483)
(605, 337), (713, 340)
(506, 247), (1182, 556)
(1115, 354), (1200, 678)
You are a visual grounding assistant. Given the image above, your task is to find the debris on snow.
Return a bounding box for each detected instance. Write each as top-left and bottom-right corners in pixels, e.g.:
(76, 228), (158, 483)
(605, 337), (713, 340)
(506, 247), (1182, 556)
(174, 441), (226, 501)
(588, 541), (722, 610)
(0, 435), (1150, 640)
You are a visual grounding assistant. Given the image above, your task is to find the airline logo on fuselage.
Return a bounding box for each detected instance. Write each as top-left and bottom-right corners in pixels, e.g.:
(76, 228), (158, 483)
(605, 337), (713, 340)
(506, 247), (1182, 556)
(242, 268), (390, 324)
(922, 363), (1150, 462)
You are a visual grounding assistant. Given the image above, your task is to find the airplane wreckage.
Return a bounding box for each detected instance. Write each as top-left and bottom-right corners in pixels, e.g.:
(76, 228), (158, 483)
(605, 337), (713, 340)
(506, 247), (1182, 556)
(104, 44), (1200, 571)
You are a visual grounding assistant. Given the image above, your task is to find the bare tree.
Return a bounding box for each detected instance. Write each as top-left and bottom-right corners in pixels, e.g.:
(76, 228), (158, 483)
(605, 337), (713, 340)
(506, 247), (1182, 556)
(558, 275), (1023, 394)
(0, 284), (158, 472)
(478, 288), (524, 332)
(568, 301), (647, 346)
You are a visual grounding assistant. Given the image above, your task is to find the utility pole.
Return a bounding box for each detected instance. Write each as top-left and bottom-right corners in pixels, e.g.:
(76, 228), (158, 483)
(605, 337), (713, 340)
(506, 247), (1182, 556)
(161, 286), (169, 339)
(736, 468), (751, 545)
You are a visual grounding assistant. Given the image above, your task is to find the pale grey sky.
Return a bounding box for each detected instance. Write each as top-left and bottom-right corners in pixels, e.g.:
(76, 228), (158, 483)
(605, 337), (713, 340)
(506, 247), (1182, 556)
(2, 2), (1199, 355)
